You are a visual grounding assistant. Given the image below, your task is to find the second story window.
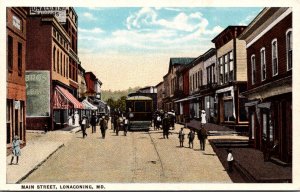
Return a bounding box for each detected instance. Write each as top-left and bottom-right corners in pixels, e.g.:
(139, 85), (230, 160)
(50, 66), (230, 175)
(224, 55), (228, 83)
(286, 29), (292, 71)
(7, 35), (13, 72)
(53, 47), (56, 71)
(218, 57), (223, 85)
(17, 42), (22, 76)
(251, 54), (256, 85)
(272, 39), (278, 76)
(260, 48), (266, 81)
(229, 51), (234, 81)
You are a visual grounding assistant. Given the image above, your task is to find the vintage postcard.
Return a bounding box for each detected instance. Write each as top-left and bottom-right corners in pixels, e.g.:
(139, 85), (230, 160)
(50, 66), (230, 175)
(1, 0), (299, 191)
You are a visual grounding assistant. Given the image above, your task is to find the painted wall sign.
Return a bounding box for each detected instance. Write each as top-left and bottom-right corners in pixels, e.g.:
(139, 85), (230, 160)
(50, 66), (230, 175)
(26, 71), (50, 117)
(12, 15), (21, 30)
(29, 7), (67, 23)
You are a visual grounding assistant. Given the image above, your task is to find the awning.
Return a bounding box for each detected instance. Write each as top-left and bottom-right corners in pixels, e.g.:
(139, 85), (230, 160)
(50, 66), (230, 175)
(82, 99), (97, 110)
(53, 85), (83, 109)
(174, 94), (201, 103)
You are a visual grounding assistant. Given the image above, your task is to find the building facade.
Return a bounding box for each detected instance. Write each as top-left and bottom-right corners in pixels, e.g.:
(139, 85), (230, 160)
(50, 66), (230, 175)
(26, 8), (83, 130)
(6, 7), (28, 148)
(156, 82), (164, 111)
(212, 26), (249, 131)
(239, 7), (292, 164)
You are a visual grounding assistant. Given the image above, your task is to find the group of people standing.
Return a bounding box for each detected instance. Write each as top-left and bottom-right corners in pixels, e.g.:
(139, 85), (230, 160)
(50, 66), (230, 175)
(153, 110), (176, 139)
(178, 125), (208, 150)
(111, 111), (129, 136)
(80, 113), (109, 139)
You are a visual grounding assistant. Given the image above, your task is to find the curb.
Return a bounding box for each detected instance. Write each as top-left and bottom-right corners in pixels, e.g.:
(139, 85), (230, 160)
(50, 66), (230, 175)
(15, 143), (65, 184)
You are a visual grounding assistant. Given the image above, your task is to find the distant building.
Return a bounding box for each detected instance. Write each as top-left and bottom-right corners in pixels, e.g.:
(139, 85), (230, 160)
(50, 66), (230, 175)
(156, 82), (164, 110)
(6, 7), (28, 147)
(239, 7), (292, 164)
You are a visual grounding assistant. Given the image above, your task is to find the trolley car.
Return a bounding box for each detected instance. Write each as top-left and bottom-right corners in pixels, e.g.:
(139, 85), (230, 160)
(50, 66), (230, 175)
(126, 95), (153, 131)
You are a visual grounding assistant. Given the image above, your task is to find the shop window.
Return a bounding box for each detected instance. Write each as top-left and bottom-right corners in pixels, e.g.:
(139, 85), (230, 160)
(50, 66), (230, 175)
(286, 29), (292, 71)
(7, 100), (12, 144)
(224, 99), (234, 122)
(251, 113), (255, 139)
(262, 113), (267, 140)
(7, 35), (13, 72)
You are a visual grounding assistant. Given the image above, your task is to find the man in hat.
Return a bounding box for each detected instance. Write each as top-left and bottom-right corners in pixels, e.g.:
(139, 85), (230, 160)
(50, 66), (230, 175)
(10, 135), (21, 165)
(227, 149), (234, 172)
(178, 127), (185, 147)
(80, 115), (88, 138)
(162, 113), (170, 139)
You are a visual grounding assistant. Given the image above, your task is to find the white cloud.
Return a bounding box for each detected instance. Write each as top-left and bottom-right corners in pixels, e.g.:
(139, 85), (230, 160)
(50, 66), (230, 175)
(82, 12), (97, 21)
(78, 27), (104, 34)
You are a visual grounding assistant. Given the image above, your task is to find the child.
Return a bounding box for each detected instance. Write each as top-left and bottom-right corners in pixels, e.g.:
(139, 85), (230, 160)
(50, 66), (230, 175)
(227, 149), (234, 172)
(187, 129), (195, 148)
(178, 128), (185, 147)
(10, 135), (21, 165)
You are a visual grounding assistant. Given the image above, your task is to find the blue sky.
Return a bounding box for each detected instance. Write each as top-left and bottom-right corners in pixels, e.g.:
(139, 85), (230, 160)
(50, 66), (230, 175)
(74, 7), (263, 90)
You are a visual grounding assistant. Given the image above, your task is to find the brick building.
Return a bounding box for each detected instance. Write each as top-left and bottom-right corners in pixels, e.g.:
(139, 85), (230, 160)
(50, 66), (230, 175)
(6, 7), (28, 148)
(26, 8), (83, 130)
(239, 7), (292, 164)
(155, 82), (164, 111)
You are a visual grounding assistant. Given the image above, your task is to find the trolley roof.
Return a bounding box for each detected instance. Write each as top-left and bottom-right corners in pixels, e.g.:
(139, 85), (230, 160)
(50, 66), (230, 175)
(126, 95), (152, 101)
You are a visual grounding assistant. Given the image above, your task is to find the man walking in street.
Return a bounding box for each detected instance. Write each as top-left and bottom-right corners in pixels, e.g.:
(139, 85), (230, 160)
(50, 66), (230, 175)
(178, 127), (185, 147)
(90, 113), (97, 133)
(80, 115), (88, 138)
(198, 125), (207, 150)
(188, 129), (195, 148)
(162, 113), (170, 139)
(100, 116), (108, 139)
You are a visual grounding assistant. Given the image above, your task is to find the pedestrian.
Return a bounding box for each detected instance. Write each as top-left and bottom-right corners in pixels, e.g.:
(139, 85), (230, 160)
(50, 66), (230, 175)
(170, 111), (175, 130)
(178, 127), (185, 147)
(90, 113), (97, 133)
(156, 114), (162, 130)
(80, 115), (88, 138)
(123, 117), (129, 136)
(198, 125), (208, 150)
(100, 116), (108, 139)
(227, 149), (234, 172)
(201, 110), (207, 125)
(162, 113), (170, 139)
(187, 129), (195, 148)
(10, 135), (21, 165)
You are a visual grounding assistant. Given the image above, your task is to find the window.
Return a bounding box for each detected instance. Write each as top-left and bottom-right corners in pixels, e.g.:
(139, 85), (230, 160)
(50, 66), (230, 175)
(229, 51), (234, 81)
(251, 54), (256, 85)
(286, 29), (292, 70)
(17, 42), (22, 76)
(251, 113), (255, 139)
(272, 39), (278, 76)
(57, 50), (59, 74)
(7, 35), (13, 72)
(219, 57), (223, 84)
(53, 47), (56, 71)
(60, 52), (62, 75)
(260, 48), (266, 81)
(200, 70), (203, 86)
(224, 55), (228, 83)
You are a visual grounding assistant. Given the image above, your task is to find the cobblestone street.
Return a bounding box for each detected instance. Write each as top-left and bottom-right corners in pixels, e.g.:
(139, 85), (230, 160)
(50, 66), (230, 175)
(21, 123), (232, 183)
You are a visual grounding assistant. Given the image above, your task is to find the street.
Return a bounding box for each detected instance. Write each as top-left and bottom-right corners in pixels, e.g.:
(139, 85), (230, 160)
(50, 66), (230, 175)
(22, 123), (232, 183)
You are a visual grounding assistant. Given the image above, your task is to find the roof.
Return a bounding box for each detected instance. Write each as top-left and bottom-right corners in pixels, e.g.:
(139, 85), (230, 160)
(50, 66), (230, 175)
(211, 25), (247, 43)
(168, 57), (195, 73)
(126, 96), (152, 101)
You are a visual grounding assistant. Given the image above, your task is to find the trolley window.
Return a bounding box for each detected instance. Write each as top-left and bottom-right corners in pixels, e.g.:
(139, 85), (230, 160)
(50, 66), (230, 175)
(134, 101), (146, 112)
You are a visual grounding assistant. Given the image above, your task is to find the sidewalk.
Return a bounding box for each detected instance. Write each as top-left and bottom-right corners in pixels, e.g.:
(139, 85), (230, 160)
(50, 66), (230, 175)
(183, 121), (292, 183)
(6, 126), (80, 184)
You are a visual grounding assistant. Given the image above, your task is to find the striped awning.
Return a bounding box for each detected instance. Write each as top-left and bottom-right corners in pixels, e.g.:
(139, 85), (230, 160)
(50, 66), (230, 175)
(82, 99), (98, 110)
(54, 86), (83, 109)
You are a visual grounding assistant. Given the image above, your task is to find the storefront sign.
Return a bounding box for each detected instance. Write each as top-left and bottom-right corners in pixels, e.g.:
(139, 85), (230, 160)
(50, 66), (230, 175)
(26, 71), (50, 117)
(29, 7), (67, 23)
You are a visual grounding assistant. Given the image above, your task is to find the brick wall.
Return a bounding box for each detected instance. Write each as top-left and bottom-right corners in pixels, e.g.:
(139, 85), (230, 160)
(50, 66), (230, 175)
(246, 14), (292, 90)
